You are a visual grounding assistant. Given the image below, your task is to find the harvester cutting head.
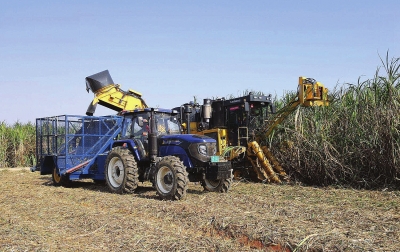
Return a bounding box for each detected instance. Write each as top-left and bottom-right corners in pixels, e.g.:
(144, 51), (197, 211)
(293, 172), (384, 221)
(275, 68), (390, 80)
(298, 76), (329, 106)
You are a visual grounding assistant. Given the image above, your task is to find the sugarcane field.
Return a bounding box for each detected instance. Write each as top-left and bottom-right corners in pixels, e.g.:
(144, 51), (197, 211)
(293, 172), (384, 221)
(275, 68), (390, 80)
(1, 55), (400, 251)
(2, 2), (400, 251)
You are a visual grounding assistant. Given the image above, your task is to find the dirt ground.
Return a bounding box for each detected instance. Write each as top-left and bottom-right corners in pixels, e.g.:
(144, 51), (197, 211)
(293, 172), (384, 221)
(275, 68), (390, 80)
(0, 168), (399, 251)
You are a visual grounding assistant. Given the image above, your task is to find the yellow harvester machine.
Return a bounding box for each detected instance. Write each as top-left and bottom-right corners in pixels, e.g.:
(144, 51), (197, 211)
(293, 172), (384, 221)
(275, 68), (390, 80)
(174, 77), (329, 182)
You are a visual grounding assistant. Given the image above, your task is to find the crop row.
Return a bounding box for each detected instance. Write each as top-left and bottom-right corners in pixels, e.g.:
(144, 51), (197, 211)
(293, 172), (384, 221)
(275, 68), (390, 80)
(0, 121), (36, 168)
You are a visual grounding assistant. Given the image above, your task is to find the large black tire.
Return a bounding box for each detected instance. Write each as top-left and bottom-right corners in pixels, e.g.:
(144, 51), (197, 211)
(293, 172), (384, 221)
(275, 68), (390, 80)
(201, 176), (232, 193)
(52, 167), (72, 187)
(105, 147), (139, 194)
(155, 156), (188, 200)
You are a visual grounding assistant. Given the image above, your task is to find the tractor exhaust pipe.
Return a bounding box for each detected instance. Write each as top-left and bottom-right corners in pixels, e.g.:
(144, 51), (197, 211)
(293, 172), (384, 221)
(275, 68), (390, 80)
(184, 104), (192, 134)
(148, 108), (158, 163)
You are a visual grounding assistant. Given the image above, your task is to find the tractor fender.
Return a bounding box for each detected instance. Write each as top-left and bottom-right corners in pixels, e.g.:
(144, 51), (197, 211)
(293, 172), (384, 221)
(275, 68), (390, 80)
(158, 145), (194, 169)
(112, 139), (145, 161)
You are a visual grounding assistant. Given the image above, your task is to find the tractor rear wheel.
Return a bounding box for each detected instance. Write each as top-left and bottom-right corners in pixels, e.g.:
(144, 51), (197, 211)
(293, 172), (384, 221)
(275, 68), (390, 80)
(105, 147), (139, 194)
(155, 156), (188, 200)
(52, 167), (72, 187)
(201, 176), (232, 193)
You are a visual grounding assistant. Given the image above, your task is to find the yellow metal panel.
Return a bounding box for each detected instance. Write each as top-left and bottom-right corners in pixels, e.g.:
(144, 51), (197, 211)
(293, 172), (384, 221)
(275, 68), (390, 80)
(90, 83), (148, 112)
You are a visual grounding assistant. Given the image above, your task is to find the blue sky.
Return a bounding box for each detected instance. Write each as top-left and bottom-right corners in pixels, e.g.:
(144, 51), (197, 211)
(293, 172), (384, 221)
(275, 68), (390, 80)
(1, 0), (399, 123)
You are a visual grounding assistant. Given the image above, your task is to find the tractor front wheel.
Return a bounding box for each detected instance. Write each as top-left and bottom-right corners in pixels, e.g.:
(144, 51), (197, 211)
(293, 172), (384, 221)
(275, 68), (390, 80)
(201, 176), (232, 193)
(155, 156), (188, 200)
(105, 147), (139, 194)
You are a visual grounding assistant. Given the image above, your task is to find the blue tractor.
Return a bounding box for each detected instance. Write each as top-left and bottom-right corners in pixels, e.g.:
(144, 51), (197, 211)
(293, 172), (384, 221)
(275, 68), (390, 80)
(33, 108), (233, 200)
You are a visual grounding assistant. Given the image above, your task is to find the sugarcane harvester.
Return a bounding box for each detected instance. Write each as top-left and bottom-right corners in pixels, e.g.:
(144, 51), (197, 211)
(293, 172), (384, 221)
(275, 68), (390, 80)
(32, 71), (233, 200)
(175, 77), (329, 183)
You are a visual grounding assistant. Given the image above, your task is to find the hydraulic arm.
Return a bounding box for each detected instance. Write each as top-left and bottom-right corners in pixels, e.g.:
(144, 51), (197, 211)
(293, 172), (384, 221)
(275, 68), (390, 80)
(259, 76), (329, 141)
(247, 76), (329, 182)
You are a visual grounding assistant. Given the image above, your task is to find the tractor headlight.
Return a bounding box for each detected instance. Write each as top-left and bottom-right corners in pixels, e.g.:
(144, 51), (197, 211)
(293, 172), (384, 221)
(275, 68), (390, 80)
(198, 144), (207, 156)
(188, 142), (217, 163)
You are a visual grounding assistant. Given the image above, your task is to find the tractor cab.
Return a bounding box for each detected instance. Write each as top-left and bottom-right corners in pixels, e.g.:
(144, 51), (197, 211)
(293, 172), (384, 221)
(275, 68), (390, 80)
(118, 108), (182, 160)
(121, 109), (181, 138)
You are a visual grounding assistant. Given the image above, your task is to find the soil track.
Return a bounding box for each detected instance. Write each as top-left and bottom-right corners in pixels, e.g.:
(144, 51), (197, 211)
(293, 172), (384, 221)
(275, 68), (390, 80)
(0, 168), (399, 251)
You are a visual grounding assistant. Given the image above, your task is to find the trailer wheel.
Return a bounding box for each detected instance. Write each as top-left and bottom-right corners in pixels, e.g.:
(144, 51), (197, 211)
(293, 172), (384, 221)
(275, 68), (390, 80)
(52, 167), (71, 187)
(155, 156), (188, 200)
(105, 147), (139, 194)
(201, 176), (232, 193)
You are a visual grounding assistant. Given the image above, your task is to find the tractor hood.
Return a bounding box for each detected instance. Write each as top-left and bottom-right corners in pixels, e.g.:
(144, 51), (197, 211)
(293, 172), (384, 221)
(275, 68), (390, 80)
(86, 70), (114, 93)
(159, 134), (217, 163)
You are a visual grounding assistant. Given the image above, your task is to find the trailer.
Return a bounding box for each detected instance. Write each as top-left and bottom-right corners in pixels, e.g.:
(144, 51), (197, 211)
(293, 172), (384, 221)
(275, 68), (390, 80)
(34, 115), (123, 185)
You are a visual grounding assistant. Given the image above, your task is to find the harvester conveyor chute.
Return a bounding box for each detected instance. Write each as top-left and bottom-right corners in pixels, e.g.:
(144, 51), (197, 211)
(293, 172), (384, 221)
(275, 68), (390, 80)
(85, 70), (148, 116)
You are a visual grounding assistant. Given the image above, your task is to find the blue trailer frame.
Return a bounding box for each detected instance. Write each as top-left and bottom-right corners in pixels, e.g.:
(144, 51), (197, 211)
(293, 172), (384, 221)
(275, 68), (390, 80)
(35, 115), (123, 180)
